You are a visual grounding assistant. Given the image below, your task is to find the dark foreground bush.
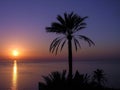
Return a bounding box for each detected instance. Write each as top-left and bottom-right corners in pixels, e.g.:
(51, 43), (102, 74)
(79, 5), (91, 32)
(38, 69), (119, 90)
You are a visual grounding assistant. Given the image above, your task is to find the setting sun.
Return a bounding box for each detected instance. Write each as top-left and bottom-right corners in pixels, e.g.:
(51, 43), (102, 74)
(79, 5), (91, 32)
(12, 50), (19, 57)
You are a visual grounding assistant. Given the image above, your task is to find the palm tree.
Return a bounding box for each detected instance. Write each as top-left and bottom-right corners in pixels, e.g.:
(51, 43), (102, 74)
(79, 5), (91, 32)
(46, 12), (95, 80)
(92, 69), (107, 86)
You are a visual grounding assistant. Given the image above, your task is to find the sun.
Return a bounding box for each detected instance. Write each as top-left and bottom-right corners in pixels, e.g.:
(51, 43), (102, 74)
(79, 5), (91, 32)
(12, 50), (19, 57)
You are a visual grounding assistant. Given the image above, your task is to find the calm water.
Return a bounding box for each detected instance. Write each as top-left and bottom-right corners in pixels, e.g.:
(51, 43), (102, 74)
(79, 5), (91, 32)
(0, 60), (120, 90)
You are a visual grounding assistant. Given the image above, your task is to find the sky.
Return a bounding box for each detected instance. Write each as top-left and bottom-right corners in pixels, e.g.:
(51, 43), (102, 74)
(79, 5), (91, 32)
(0, 0), (120, 61)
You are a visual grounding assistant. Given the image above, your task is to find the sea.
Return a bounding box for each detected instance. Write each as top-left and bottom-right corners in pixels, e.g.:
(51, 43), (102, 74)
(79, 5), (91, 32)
(0, 60), (120, 90)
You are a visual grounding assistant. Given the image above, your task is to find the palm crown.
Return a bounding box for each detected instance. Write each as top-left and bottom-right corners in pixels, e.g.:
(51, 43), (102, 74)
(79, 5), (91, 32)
(46, 12), (94, 54)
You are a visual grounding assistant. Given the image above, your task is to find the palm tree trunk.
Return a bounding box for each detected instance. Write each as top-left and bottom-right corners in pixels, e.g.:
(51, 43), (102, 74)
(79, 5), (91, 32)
(68, 35), (72, 80)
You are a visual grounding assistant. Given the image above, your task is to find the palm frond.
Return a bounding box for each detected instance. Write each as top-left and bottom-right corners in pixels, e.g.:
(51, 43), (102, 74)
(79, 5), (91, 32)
(60, 40), (66, 51)
(55, 40), (62, 55)
(50, 37), (65, 55)
(73, 38), (81, 51)
(74, 27), (86, 33)
(46, 23), (66, 34)
(73, 16), (88, 33)
(57, 15), (65, 25)
(50, 37), (61, 51)
(74, 38), (77, 51)
(64, 12), (68, 23)
(79, 23), (87, 26)
(78, 35), (95, 46)
(50, 38), (62, 54)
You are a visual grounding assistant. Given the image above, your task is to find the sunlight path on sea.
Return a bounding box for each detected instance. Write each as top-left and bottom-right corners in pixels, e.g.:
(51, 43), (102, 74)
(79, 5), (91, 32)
(11, 60), (17, 90)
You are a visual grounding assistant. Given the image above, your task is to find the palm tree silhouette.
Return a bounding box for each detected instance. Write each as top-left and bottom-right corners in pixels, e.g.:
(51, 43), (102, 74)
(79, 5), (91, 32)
(92, 69), (107, 86)
(46, 12), (95, 80)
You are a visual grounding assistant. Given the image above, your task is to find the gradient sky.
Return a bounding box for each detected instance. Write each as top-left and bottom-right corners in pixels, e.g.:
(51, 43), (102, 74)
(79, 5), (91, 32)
(0, 0), (120, 61)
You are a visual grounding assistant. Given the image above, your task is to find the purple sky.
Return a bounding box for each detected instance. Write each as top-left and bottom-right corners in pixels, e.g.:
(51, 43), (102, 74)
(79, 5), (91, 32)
(0, 0), (120, 61)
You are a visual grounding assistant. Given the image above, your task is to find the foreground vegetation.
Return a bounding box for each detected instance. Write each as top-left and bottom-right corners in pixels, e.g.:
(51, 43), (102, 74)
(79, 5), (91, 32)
(39, 69), (119, 90)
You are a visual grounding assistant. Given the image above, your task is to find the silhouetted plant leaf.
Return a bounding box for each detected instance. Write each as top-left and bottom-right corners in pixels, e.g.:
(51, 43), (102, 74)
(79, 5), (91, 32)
(73, 38), (81, 51)
(60, 40), (66, 51)
(78, 35), (95, 46)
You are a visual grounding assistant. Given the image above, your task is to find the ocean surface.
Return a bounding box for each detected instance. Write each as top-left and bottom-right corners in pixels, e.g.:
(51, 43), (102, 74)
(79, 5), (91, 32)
(0, 60), (120, 90)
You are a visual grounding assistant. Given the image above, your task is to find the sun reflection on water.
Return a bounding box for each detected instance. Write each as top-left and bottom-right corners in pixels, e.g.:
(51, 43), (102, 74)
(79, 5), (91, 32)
(11, 60), (17, 90)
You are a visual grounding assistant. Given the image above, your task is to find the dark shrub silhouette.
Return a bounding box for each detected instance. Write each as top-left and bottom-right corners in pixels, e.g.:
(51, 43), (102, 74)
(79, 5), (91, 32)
(38, 69), (115, 90)
(39, 70), (67, 90)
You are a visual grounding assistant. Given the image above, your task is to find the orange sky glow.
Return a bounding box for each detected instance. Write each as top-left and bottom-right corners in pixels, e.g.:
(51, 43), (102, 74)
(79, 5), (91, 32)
(0, 0), (120, 61)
